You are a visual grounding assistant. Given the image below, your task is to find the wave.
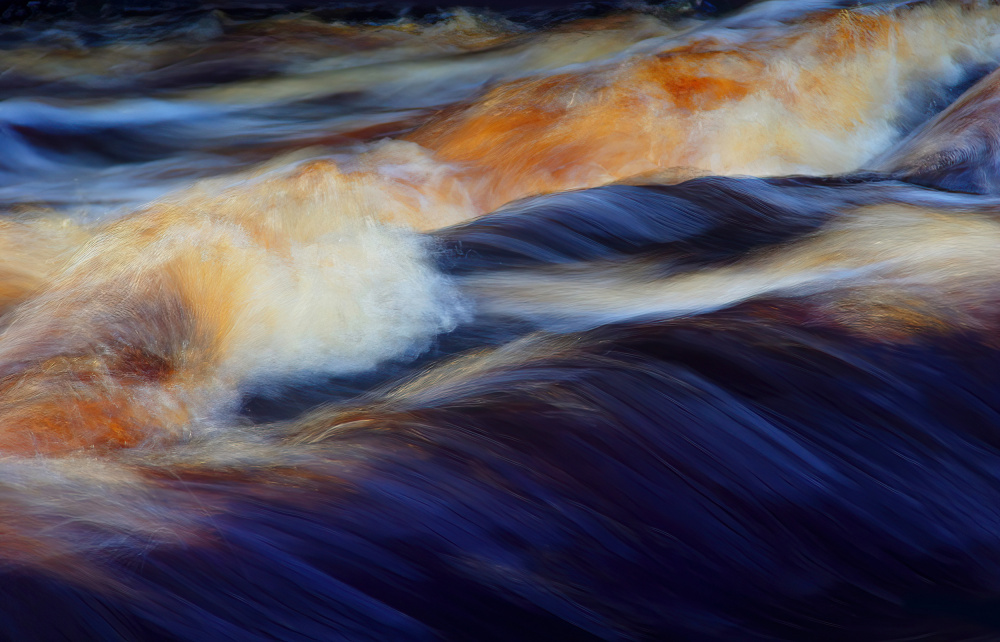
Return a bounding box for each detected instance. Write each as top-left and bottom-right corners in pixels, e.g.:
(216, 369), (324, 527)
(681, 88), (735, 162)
(2, 1), (1000, 640)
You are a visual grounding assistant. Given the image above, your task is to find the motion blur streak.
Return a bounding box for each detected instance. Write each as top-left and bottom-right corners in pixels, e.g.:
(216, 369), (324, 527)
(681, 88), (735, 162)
(3, 0), (1000, 640)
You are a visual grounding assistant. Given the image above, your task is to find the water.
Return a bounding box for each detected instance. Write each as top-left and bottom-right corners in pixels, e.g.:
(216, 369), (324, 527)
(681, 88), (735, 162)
(3, 1), (1000, 639)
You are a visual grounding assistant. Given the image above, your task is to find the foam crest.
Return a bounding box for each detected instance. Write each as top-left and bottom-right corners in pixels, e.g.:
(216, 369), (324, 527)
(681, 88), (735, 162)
(465, 204), (1000, 331)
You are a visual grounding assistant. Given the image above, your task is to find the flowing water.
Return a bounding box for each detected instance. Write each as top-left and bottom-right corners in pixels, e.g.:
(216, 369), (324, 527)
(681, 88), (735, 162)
(3, 1), (1000, 639)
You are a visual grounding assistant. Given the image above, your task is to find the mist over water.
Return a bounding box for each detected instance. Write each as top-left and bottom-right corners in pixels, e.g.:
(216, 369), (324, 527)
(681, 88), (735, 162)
(4, 1), (1000, 640)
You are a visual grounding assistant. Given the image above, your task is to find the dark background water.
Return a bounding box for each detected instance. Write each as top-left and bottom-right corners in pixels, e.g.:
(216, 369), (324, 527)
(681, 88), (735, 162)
(0, 0), (756, 26)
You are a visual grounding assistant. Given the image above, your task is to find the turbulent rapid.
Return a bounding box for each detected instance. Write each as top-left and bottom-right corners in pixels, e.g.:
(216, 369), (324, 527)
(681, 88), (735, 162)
(3, 1), (1000, 639)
